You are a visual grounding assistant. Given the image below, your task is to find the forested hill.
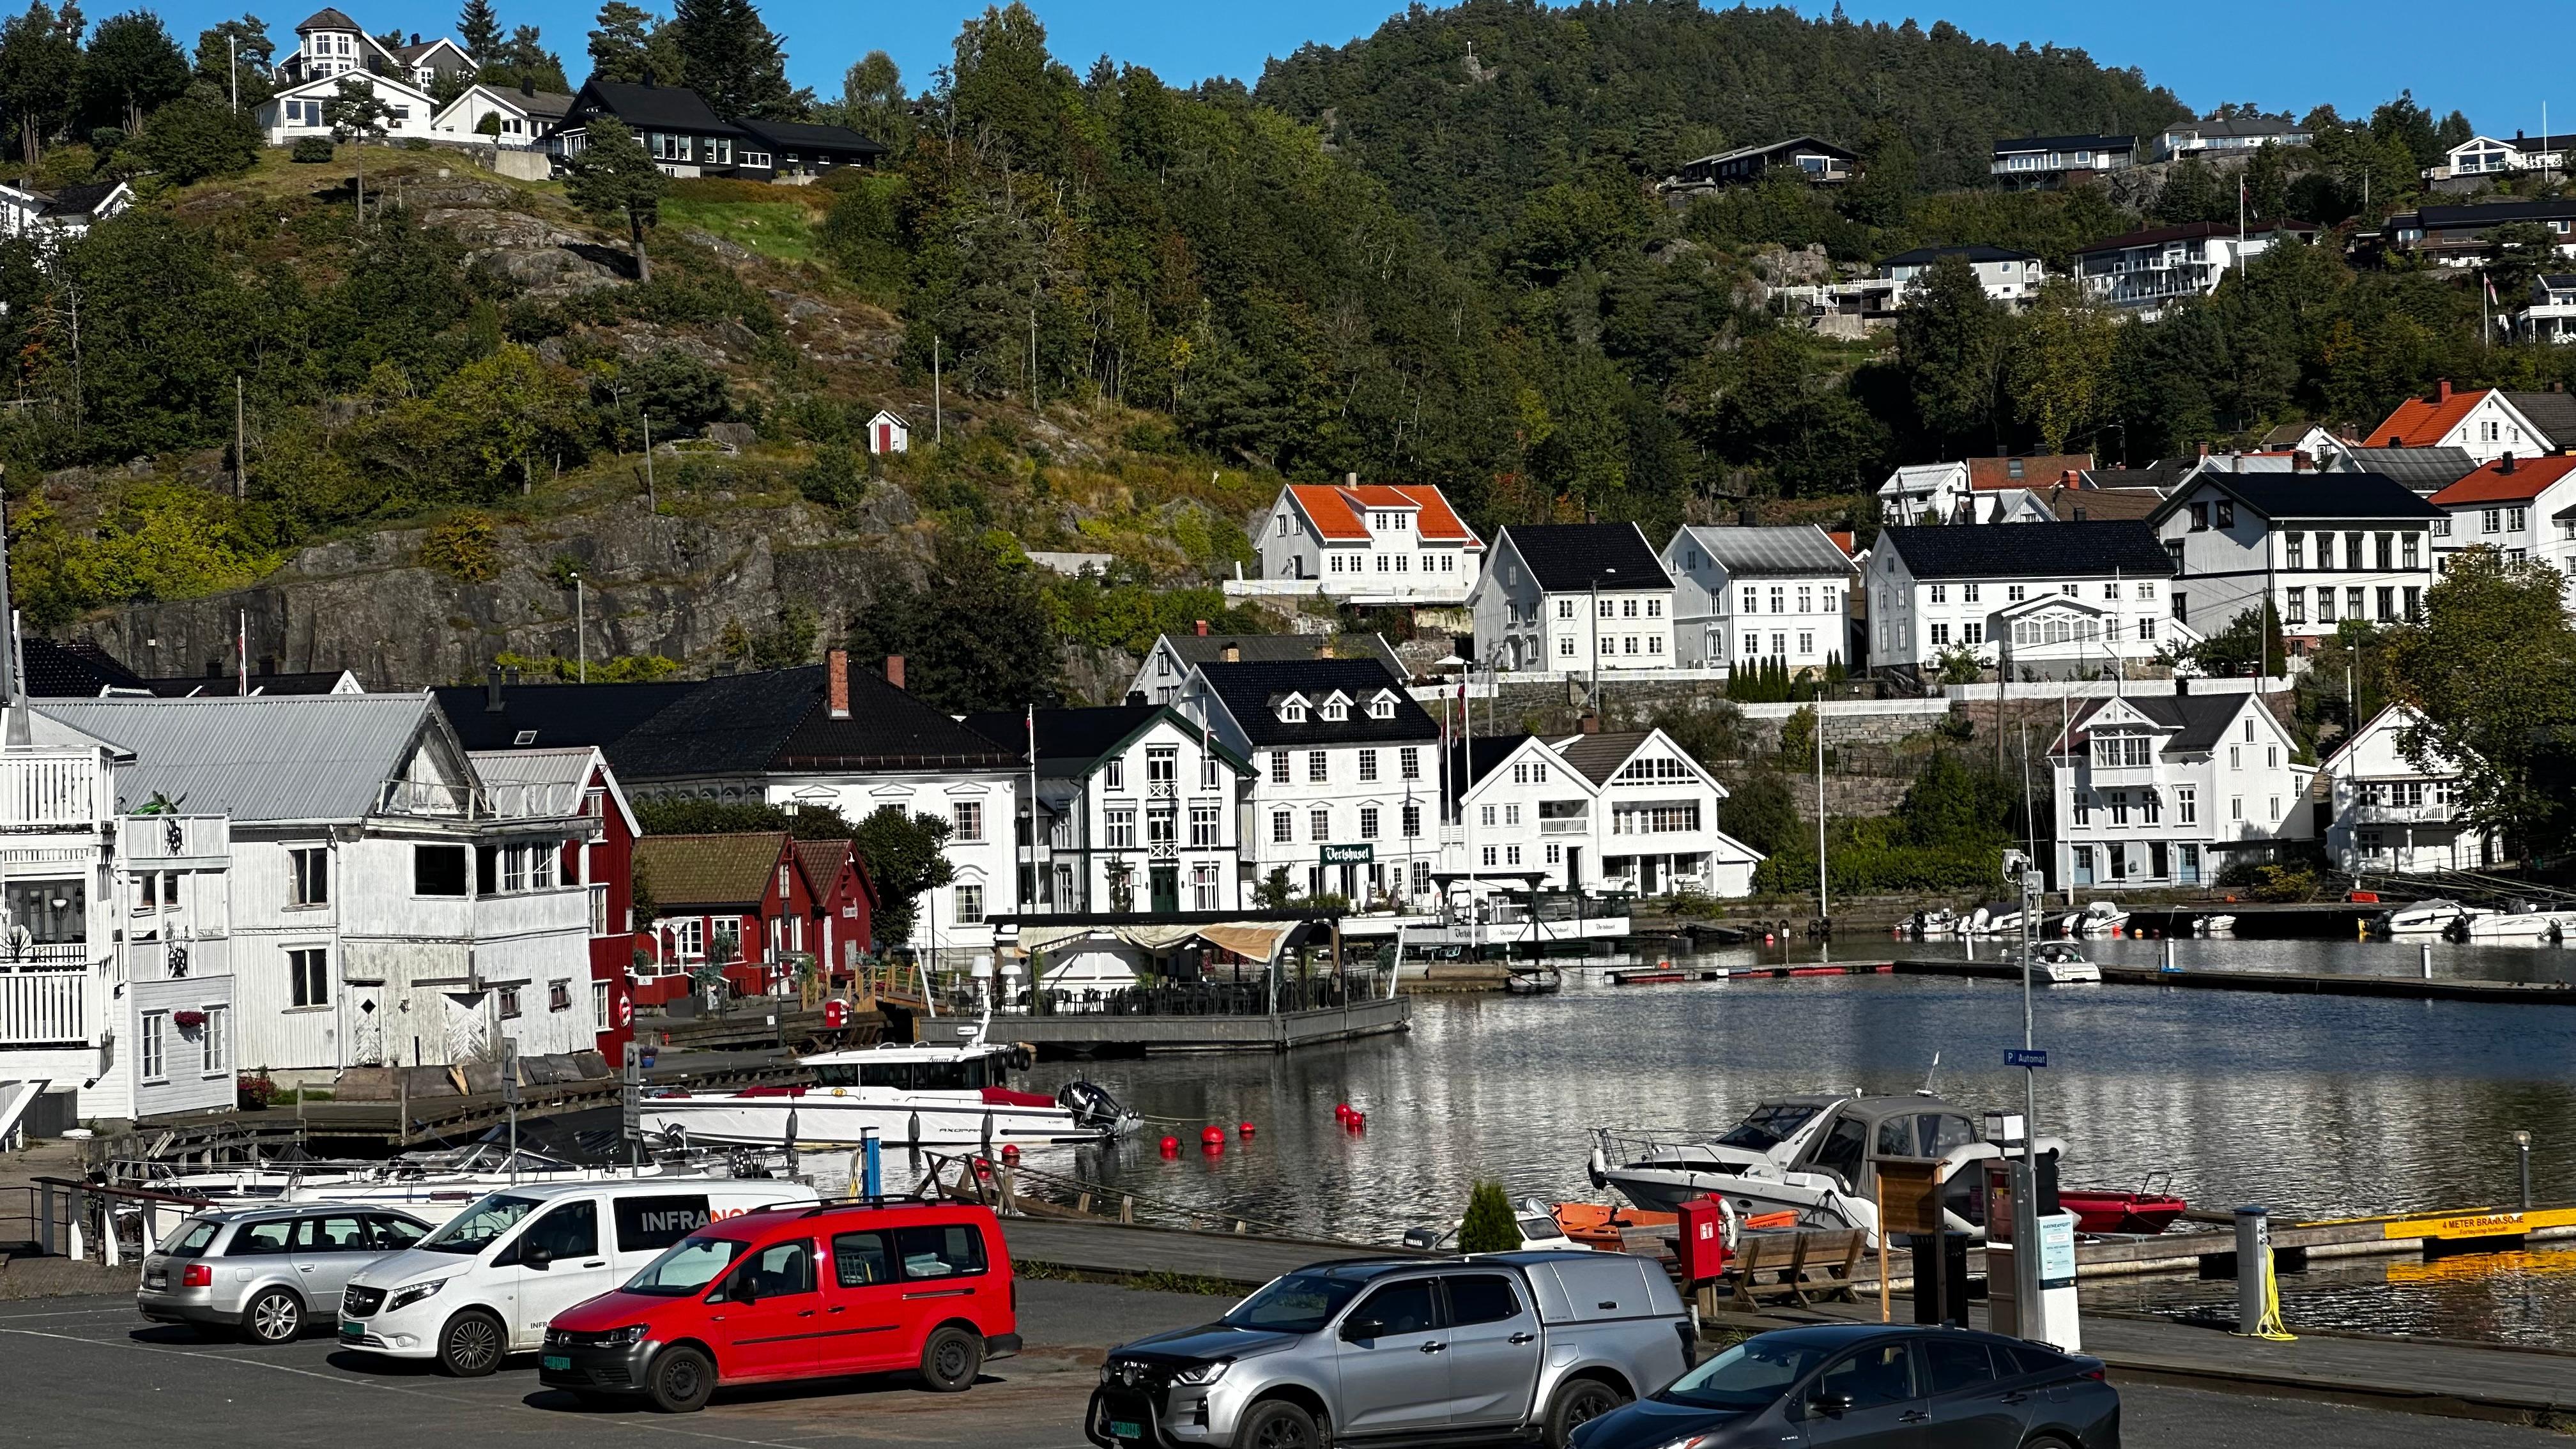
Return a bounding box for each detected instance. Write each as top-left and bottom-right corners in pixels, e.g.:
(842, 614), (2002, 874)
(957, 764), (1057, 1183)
(1255, 1), (2190, 240)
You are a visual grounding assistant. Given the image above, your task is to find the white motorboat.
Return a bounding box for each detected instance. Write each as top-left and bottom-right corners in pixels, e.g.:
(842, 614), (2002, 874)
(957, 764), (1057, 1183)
(2193, 915), (2236, 936)
(1907, 908), (1959, 937)
(2027, 942), (2103, 984)
(1586, 1094), (2065, 1248)
(2450, 905), (2574, 943)
(1965, 901), (2024, 937)
(636, 1018), (1137, 1150)
(2381, 899), (2477, 935)
(2065, 901), (2129, 937)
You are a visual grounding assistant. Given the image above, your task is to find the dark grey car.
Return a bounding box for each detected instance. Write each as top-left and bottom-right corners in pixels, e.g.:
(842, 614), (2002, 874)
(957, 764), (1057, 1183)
(137, 1206), (433, 1344)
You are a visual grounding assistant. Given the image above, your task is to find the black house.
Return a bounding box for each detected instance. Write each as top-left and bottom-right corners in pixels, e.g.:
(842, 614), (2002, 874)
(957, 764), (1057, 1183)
(551, 78), (883, 183)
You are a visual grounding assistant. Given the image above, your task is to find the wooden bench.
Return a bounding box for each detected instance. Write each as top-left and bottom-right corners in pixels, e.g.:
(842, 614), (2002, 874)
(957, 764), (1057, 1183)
(1618, 1224), (1869, 1308)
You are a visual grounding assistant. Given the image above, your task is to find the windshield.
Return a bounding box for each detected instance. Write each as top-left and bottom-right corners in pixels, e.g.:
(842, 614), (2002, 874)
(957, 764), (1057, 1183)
(622, 1234), (750, 1296)
(1221, 1273), (1366, 1334)
(417, 1193), (543, 1255)
(1660, 1336), (1839, 1411)
(1717, 1103), (1820, 1152)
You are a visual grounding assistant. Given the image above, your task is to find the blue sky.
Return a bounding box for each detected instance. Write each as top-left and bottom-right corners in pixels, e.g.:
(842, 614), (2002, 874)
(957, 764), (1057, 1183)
(182, 0), (2564, 137)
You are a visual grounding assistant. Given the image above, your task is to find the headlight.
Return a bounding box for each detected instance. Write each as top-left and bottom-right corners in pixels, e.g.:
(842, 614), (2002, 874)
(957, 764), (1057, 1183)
(602, 1324), (648, 1346)
(386, 1279), (447, 1312)
(544, 1328), (566, 1349)
(1172, 1360), (1230, 1386)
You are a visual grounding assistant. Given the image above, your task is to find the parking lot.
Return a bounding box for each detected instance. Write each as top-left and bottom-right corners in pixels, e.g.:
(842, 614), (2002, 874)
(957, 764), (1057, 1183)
(4, 1284), (2570, 1448)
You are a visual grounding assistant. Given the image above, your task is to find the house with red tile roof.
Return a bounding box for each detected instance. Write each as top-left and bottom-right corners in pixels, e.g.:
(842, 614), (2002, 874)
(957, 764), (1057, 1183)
(790, 838), (878, 981)
(2363, 381), (2554, 464)
(2426, 452), (2576, 576)
(1246, 473), (1483, 604)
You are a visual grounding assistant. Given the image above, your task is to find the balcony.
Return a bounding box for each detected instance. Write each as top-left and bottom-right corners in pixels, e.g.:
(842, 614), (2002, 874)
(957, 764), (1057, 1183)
(1540, 817), (1590, 836)
(0, 967), (89, 1046)
(2352, 801), (2458, 826)
(0, 751), (109, 831)
(378, 778), (590, 821)
(122, 936), (230, 985)
(118, 814), (231, 870)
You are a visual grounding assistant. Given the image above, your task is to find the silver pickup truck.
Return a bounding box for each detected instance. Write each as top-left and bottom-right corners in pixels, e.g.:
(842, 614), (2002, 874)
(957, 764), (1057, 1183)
(1085, 1251), (1694, 1449)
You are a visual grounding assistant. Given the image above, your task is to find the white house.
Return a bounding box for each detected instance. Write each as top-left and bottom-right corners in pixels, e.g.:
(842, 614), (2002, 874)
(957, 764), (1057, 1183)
(866, 408), (910, 456)
(257, 68), (441, 146)
(2148, 470), (2442, 654)
(2426, 131), (2572, 183)
(1469, 523), (1676, 674)
(961, 705), (1252, 916)
(2426, 452), (2576, 576)
(1875, 454), (2095, 526)
(2361, 381), (2561, 464)
(2518, 275), (2576, 344)
(2320, 705), (2496, 876)
(1247, 475), (1483, 604)
(277, 6), (402, 83)
(1662, 524), (1855, 671)
(431, 82), (572, 147)
(2051, 687), (2317, 892)
(1443, 729), (1763, 899)
(0, 180), (132, 242)
(2154, 114), (2311, 162)
(2387, 200), (2576, 268)
(1989, 134), (2136, 189)
(1869, 521), (2181, 678)
(34, 694), (601, 1086)
(2074, 220), (2319, 316)
(1127, 631), (1403, 707)
(1179, 657), (1443, 910)
(1881, 244), (2047, 309)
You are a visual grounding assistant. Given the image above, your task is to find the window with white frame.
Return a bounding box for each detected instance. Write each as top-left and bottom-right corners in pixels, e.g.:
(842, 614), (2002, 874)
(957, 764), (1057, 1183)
(1399, 747), (1420, 780)
(1359, 807), (1379, 839)
(141, 1011), (167, 1082)
(289, 948), (328, 1008)
(1308, 751), (1328, 783)
(953, 884), (984, 924)
(203, 1004), (229, 1075)
(1270, 751), (1289, 783)
(1358, 749), (1378, 782)
(1309, 806), (1331, 841)
(1191, 864), (1218, 910)
(951, 801), (985, 842)
(1105, 807), (1137, 849)
(2176, 786), (2196, 824)
(1190, 805), (1220, 848)
(549, 979), (572, 1012)
(1271, 809), (1293, 844)
(1401, 802), (1421, 838)
(1105, 758), (1125, 789)
(593, 981), (610, 1027)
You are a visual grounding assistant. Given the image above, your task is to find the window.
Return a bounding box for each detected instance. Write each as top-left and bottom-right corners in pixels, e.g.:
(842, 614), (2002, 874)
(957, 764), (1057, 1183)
(1815, 1343), (1917, 1411)
(2402, 533), (2420, 568)
(2405, 586), (2423, 619)
(2483, 508), (2501, 535)
(2006, 585), (2026, 602)
(2377, 532), (2397, 569)
(2347, 586), (2365, 620)
(1930, 623), (1951, 647)
(1597, 597), (1614, 618)
(1930, 584), (1948, 604)
(953, 885), (984, 924)
(1359, 807), (1379, 839)
(593, 981), (610, 1027)
(1559, 636), (1575, 657)
(1279, 697), (1308, 723)
(2377, 586), (2395, 621)
(1192, 864), (1219, 910)
(203, 1004), (229, 1074)
(1310, 806), (1331, 841)
(1611, 802), (1702, 834)
(2285, 590), (2306, 624)
(1646, 597), (1662, 618)
(2231, 797), (2244, 821)
(1399, 747), (1421, 781)
(1146, 746), (1177, 789)
(1480, 804), (1497, 827)
(2267, 747), (2280, 769)
(414, 845), (468, 896)
(1482, 845), (1498, 866)
(1270, 751), (1290, 784)
(2176, 786), (2196, 824)
(1105, 759), (1125, 790)
(1625, 598), (1641, 618)
(1105, 807), (1137, 849)
(1146, 808), (1177, 848)
(1308, 751), (1329, 783)
(503, 847), (528, 894)
(498, 986), (521, 1020)
(2109, 791), (2129, 827)
(1545, 842), (1561, 865)
(1271, 809), (1293, 845)
(1558, 598), (1575, 618)
(289, 948), (328, 1008)
(2316, 586), (2336, 622)
(2138, 618), (2156, 641)
(951, 802), (985, 843)
(2188, 502), (2209, 531)
(2283, 533), (2304, 569)
(1504, 804), (1521, 825)
(140, 1011), (166, 1082)
(548, 978), (572, 1013)
(2216, 500), (2235, 528)
(1742, 633), (1759, 657)
(1190, 805), (1220, 848)
(1401, 802), (1421, 838)
(1358, 749), (1379, 782)
(1741, 587), (1758, 613)
(2138, 581), (2156, 599)
(1505, 845), (1522, 865)
(2073, 793), (2090, 827)
(284, 845), (329, 907)
(2230, 745), (2242, 769)
(1960, 624), (1981, 647)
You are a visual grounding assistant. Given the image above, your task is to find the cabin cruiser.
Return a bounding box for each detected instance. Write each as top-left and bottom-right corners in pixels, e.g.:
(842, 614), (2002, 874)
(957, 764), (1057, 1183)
(2064, 901), (2129, 937)
(1965, 902), (2024, 937)
(637, 1019), (1137, 1149)
(2027, 942), (2103, 984)
(1586, 1094), (2064, 1246)
(1905, 908), (1959, 937)
(2380, 899), (2480, 935)
(2191, 914), (2235, 936)
(2448, 904), (2576, 943)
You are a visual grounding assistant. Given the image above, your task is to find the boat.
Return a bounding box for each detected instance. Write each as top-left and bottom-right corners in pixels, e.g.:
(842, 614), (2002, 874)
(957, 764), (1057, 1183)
(2192, 914), (2235, 936)
(1608, 965), (1693, 986)
(636, 1017), (1138, 1150)
(1586, 1094), (2066, 1247)
(2058, 1177), (2189, 1236)
(2027, 942), (2103, 984)
(2450, 904), (2576, 943)
(1906, 908), (1959, 937)
(2380, 899), (2478, 935)
(1503, 965), (1564, 995)
(1965, 901), (2024, 937)
(2066, 901), (2129, 937)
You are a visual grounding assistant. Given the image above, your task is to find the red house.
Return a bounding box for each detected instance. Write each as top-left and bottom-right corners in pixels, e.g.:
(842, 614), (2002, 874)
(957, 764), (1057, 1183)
(792, 839), (879, 985)
(630, 831), (818, 1006)
(470, 746), (642, 1066)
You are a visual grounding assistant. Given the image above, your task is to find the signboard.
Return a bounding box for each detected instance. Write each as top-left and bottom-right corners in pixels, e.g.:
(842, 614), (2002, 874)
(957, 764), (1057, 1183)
(1320, 844), (1376, 864)
(2037, 1211), (2078, 1289)
(2004, 1048), (2049, 1069)
(1873, 1157), (1948, 1236)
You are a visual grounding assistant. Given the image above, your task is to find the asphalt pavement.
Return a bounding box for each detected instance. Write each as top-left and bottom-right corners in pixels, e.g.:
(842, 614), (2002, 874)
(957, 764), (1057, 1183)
(1, 1285), (2565, 1448)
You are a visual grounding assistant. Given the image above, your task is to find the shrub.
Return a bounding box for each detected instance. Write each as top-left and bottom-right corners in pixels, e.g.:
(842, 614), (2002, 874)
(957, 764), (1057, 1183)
(290, 135), (334, 163)
(420, 511), (502, 581)
(399, 135), (431, 150)
(1458, 1181), (1521, 1254)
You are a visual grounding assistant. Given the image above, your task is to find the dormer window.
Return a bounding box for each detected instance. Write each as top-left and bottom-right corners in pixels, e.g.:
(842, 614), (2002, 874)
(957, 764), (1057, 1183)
(1367, 692), (1397, 720)
(1277, 694), (1308, 723)
(1320, 695), (1349, 723)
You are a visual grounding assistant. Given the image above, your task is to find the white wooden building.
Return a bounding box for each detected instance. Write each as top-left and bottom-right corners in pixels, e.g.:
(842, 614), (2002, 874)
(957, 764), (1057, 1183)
(2050, 688), (2317, 891)
(431, 83), (573, 147)
(2426, 453), (2576, 578)
(256, 68), (443, 148)
(2147, 470), (2442, 654)
(1442, 729), (1763, 899)
(1661, 524), (1855, 671)
(1246, 476), (1483, 604)
(2319, 705), (2496, 877)
(1469, 523), (1676, 674)
(1868, 521), (2181, 678)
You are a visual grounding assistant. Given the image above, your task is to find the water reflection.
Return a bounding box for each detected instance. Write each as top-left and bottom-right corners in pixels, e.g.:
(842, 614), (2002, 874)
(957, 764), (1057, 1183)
(2083, 1240), (2576, 1347)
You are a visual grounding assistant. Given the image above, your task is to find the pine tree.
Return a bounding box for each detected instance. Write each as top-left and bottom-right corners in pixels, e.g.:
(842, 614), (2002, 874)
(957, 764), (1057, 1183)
(667, 0), (793, 118)
(457, 0), (500, 61)
(564, 116), (666, 282)
(1457, 1181), (1520, 1254)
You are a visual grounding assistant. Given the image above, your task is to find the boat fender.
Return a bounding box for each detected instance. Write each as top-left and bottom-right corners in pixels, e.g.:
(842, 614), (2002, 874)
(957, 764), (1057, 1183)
(1586, 1145), (1609, 1191)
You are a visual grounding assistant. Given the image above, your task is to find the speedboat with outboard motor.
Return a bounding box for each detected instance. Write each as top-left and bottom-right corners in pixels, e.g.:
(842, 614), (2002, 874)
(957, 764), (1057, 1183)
(1586, 1093), (2067, 1246)
(638, 1015), (1137, 1149)
(2064, 901), (2129, 937)
(2380, 899), (2480, 935)
(2449, 903), (2576, 943)
(1905, 908), (1959, 937)
(2027, 942), (2103, 984)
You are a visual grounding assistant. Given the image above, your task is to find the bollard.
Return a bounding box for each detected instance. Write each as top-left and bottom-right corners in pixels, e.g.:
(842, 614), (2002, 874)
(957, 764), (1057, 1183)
(861, 1126), (882, 1199)
(2162, 937), (2176, 974)
(2518, 1131), (2534, 1211)
(2233, 1206), (2270, 1336)
(2421, 943), (2433, 980)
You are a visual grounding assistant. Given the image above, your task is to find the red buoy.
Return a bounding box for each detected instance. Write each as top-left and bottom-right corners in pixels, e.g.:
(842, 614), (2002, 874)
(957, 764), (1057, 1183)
(999, 1143), (1020, 1164)
(1159, 1135), (1180, 1156)
(1335, 1102), (1352, 1121)
(1238, 1121), (1255, 1138)
(1200, 1124), (1225, 1146)
(1348, 1112), (1366, 1132)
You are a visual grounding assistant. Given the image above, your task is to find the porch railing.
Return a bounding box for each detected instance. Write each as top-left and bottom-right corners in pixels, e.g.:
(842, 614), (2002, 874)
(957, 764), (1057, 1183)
(0, 969), (88, 1046)
(0, 752), (105, 830)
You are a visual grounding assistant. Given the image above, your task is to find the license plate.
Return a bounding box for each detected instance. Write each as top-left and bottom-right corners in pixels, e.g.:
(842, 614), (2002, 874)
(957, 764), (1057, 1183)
(339, 1321), (364, 1339)
(542, 1354), (572, 1372)
(1109, 1422), (1143, 1442)
(145, 1273), (166, 1289)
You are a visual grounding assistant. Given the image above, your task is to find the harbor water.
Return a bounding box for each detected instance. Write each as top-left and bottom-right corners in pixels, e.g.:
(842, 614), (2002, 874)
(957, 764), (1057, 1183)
(1016, 934), (2576, 1345)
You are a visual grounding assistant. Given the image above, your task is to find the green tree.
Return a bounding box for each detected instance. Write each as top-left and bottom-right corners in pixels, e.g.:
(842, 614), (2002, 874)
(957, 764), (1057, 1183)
(192, 14), (272, 105)
(2485, 222), (2562, 309)
(847, 527), (1063, 711)
(1896, 752), (2012, 848)
(478, 24), (568, 91)
(457, 0), (500, 60)
(667, 0), (795, 119)
(852, 805), (955, 946)
(2009, 277), (2118, 454)
(322, 75), (393, 210)
(0, 1), (81, 164)
(2188, 600), (2287, 679)
(1896, 252), (2004, 450)
(947, 2), (1080, 171)
(585, 0), (669, 83)
(1720, 770), (1800, 857)
(2383, 548), (2576, 859)
(562, 115), (666, 281)
(126, 94), (258, 183)
(2150, 158), (2232, 225)
(831, 48), (908, 149)
(1457, 1180), (1519, 1254)
(79, 10), (188, 134)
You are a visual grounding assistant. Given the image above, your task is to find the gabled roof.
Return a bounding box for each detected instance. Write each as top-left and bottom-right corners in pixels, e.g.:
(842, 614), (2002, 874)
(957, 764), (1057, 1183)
(2155, 471), (2444, 523)
(2366, 387), (2508, 448)
(1670, 525), (1857, 578)
(389, 36), (472, 66)
(2064, 693), (2257, 756)
(1495, 523), (1669, 593)
(1282, 481), (1480, 546)
(1551, 730), (1659, 788)
(1878, 521), (2175, 580)
(2043, 484), (2161, 523)
(443, 84), (574, 121)
(1195, 659), (1438, 748)
(45, 180), (126, 217)
(957, 704), (1252, 779)
(791, 838), (878, 907)
(270, 68), (436, 104)
(632, 831), (791, 911)
(2497, 390), (2576, 448)
(2075, 219), (2316, 254)
(1968, 454), (2092, 491)
(468, 744), (639, 835)
(431, 679), (700, 752)
(2319, 703), (2463, 778)
(1991, 134), (2135, 154)
(2428, 454), (2576, 505)
(23, 636), (144, 696)
(34, 694), (456, 823)
(1880, 243), (2039, 268)
(1158, 632), (1406, 681)
(2326, 447), (2478, 491)
(615, 665), (1019, 778)
(728, 116), (887, 157)
(1685, 135), (1858, 167)
(566, 78), (738, 135)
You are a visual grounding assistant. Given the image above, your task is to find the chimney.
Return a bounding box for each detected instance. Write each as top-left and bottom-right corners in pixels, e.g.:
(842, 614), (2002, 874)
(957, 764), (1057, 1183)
(2196, 441), (2209, 459)
(1221, 645), (1241, 663)
(2503, 452), (2518, 474)
(1737, 504), (1756, 526)
(2435, 378), (2452, 402)
(2176, 675), (2190, 696)
(2291, 451), (2308, 472)
(2386, 434), (2402, 447)
(884, 654), (904, 691)
(1346, 471), (1359, 487)
(1125, 691), (1146, 706)
(485, 664), (505, 712)
(1578, 711), (1600, 735)
(1193, 619), (1209, 637)
(827, 649), (850, 718)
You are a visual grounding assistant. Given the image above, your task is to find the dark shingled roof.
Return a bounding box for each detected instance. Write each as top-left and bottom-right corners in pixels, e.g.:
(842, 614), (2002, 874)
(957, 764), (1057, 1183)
(2500, 390), (2576, 448)
(46, 181), (121, 217)
(1878, 521), (2177, 579)
(431, 680), (700, 752)
(2414, 199), (2576, 229)
(1441, 734), (1537, 813)
(24, 636), (144, 696)
(1498, 523), (1670, 594)
(632, 832), (790, 910)
(2159, 471), (2445, 523)
(1196, 659), (1439, 748)
(617, 666), (1018, 779)
(728, 116), (887, 157)
(2071, 693), (2252, 756)
(567, 79), (738, 135)
(294, 7), (362, 30)
(1991, 134), (2135, 154)
(2326, 447), (2478, 492)
(1879, 243), (2038, 268)
(1553, 730), (1656, 787)
(1162, 632), (1404, 681)
(790, 838), (875, 905)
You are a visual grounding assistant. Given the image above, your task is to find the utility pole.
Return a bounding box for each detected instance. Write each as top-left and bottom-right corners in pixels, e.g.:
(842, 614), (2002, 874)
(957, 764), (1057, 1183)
(933, 336), (943, 446)
(234, 376), (246, 500)
(573, 572), (586, 683)
(0, 493), (23, 748)
(641, 411), (655, 511)
(237, 609), (249, 696)
(1814, 705), (1828, 921)
(229, 34), (238, 112)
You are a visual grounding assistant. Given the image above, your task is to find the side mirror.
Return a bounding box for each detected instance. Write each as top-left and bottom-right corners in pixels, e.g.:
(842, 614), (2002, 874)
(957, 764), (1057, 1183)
(728, 1275), (760, 1305)
(1341, 1318), (1385, 1343)
(523, 1246), (553, 1271)
(1805, 1390), (1854, 1418)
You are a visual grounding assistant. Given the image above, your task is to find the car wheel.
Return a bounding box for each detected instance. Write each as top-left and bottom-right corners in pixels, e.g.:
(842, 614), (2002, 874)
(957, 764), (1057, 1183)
(1236, 1400), (1321, 1449)
(646, 1345), (717, 1413)
(1544, 1377), (1627, 1449)
(241, 1288), (303, 1345)
(917, 1324), (984, 1393)
(436, 1308), (506, 1377)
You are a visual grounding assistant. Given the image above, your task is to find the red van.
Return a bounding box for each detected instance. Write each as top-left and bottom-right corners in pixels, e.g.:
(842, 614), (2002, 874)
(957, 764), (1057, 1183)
(537, 1200), (1020, 1413)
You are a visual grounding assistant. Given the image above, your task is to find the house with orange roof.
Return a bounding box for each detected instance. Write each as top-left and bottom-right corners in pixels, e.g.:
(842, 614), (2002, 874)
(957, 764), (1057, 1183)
(1875, 453), (2092, 524)
(2426, 451), (2576, 576)
(1246, 473), (1483, 604)
(2362, 380), (2553, 465)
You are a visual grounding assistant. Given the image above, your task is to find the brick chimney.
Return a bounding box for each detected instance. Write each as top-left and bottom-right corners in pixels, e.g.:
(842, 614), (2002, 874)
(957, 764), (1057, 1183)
(1193, 619), (1209, 637)
(1220, 644), (1240, 663)
(2196, 441), (2209, 459)
(2435, 378), (2452, 402)
(1578, 711), (1600, 735)
(827, 649), (850, 718)
(884, 654), (905, 690)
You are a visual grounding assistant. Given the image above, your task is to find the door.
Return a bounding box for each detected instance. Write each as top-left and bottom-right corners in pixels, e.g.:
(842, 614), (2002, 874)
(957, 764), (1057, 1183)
(1916, 1337), (2028, 1449)
(708, 1238), (822, 1381)
(503, 1199), (610, 1347)
(1565, 848), (1581, 889)
(1149, 866), (1178, 914)
(1333, 1278), (1450, 1434)
(1640, 857), (1660, 894)
(1797, 1340), (1928, 1446)
(820, 1228), (909, 1374)
(289, 1212), (374, 1313)
(2071, 847), (2094, 887)
(891, 1222), (993, 1352)
(2149, 841), (2169, 881)
(1438, 1273), (1540, 1427)
(2177, 844), (2200, 885)
(351, 986), (384, 1066)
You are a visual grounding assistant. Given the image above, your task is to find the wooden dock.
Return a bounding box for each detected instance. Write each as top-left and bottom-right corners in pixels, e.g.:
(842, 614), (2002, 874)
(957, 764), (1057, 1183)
(885, 996), (1413, 1055)
(1890, 956), (2576, 1006)
(283, 1048), (806, 1147)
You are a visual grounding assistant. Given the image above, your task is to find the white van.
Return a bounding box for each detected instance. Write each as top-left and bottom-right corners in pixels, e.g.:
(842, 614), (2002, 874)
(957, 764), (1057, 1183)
(335, 1178), (818, 1376)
